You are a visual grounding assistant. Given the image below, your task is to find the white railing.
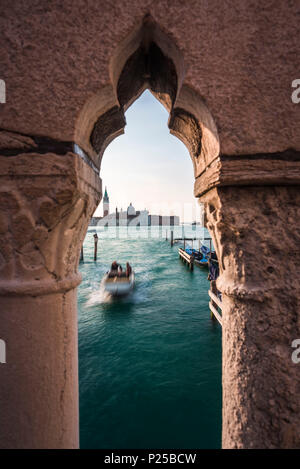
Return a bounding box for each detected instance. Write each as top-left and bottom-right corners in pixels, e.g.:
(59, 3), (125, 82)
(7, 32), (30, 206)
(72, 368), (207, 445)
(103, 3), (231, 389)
(208, 289), (222, 326)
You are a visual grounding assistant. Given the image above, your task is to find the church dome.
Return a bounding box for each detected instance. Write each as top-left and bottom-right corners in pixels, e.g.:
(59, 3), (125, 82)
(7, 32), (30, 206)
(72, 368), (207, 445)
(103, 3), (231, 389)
(127, 203), (136, 216)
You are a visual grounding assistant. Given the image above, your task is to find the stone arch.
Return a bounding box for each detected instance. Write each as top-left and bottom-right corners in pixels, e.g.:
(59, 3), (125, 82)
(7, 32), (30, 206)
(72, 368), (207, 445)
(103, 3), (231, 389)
(0, 5), (299, 450)
(73, 16), (300, 450)
(74, 15), (219, 180)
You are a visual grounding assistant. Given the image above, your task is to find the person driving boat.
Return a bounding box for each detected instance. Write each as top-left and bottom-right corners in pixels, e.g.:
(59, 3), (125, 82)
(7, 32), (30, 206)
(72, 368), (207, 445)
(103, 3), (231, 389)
(109, 261), (122, 277)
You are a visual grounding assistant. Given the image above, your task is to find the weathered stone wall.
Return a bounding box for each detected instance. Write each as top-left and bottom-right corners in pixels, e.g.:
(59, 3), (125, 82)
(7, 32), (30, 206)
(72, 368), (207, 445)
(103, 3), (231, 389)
(0, 0), (299, 449)
(202, 186), (300, 448)
(0, 0), (299, 155)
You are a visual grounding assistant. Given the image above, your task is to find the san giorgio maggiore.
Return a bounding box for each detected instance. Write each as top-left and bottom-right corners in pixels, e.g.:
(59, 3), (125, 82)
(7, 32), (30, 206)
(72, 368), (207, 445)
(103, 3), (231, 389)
(90, 187), (180, 227)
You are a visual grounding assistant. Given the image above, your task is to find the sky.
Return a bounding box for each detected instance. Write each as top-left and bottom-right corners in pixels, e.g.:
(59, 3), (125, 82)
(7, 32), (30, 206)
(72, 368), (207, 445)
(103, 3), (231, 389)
(95, 90), (202, 223)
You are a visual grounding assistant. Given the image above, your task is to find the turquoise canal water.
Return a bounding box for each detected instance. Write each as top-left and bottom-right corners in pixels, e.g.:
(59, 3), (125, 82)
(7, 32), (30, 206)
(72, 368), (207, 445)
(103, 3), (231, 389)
(78, 226), (222, 449)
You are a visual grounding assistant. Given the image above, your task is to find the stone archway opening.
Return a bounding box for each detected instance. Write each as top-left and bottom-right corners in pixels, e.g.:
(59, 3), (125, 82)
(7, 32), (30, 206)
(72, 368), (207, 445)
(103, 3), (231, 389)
(74, 14), (220, 202)
(1, 5), (299, 451)
(0, 8), (300, 448)
(74, 15), (222, 449)
(76, 17), (300, 449)
(73, 13), (221, 268)
(78, 88), (222, 449)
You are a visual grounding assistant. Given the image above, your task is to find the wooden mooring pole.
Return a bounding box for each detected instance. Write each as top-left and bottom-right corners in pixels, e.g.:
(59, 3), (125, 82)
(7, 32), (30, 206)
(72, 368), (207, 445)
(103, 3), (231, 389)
(178, 248), (194, 271)
(93, 233), (99, 261)
(170, 230), (174, 247)
(80, 246), (84, 262)
(190, 254), (194, 271)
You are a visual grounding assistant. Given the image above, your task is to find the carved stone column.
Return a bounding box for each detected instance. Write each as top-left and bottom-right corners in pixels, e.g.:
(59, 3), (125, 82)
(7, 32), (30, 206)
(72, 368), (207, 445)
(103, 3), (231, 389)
(0, 136), (101, 448)
(196, 152), (300, 448)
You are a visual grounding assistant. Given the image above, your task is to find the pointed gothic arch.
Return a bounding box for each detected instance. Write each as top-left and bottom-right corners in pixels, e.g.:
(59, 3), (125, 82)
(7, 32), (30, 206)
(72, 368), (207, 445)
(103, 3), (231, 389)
(74, 15), (219, 189)
(0, 5), (299, 450)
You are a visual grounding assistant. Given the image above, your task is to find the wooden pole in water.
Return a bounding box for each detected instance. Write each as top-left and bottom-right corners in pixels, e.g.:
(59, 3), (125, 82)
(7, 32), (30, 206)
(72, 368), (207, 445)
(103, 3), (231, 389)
(93, 233), (98, 261)
(210, 281), (214, 319)
(171, 230), (174, 247)
(190, 254), (194, 271)
(80, 246), (84, 262)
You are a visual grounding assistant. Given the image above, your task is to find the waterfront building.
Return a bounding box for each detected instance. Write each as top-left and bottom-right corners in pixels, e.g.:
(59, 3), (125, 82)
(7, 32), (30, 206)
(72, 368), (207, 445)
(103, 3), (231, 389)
(90, 189), (179, 226)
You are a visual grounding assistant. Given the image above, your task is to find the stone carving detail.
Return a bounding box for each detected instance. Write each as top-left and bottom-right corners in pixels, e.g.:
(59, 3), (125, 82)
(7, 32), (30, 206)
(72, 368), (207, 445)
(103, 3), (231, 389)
(0, 150), (101, 295)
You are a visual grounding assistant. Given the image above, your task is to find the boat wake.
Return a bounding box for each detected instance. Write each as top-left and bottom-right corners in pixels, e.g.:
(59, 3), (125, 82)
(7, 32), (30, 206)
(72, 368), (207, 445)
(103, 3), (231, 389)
(86, 279), (113, 305)
(86, 279), (146, 307)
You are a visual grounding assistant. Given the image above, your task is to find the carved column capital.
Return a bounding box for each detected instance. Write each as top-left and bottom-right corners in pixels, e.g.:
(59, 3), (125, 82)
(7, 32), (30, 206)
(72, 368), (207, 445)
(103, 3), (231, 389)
(0, 149), (101, 296)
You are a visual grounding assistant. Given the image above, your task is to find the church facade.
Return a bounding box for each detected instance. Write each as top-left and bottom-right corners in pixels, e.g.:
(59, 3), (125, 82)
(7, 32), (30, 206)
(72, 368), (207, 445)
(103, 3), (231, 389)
(90, 188), (180, 226)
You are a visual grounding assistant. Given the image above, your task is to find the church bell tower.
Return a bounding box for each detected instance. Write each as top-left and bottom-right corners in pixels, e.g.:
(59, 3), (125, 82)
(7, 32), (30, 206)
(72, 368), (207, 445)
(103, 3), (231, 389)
(103, 186), (109, 217)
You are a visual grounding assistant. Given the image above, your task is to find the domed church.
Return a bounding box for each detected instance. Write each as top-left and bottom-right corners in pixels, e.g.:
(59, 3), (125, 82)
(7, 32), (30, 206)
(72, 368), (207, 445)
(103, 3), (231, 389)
(127, 203), (136, 217)
(90, 188), (180, 227)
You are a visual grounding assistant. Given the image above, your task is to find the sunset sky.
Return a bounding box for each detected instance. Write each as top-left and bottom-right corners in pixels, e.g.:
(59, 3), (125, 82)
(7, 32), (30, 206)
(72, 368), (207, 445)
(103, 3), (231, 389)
(94, 90), (202, 223)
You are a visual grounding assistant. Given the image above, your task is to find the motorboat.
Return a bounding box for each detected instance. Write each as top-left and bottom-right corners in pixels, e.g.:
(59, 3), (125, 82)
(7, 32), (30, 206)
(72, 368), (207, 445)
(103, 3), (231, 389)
(103, 271), (135, 296)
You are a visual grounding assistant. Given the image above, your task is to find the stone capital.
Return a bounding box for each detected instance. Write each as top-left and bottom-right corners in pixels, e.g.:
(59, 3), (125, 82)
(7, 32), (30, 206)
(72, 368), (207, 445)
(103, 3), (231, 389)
(0, 142), (101, 296)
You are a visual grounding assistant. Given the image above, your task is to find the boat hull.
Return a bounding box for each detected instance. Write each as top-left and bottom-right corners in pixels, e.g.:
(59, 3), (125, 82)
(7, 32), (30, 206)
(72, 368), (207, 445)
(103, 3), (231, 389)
(194, 259), (208, 268)
(103, 272), (135, 296)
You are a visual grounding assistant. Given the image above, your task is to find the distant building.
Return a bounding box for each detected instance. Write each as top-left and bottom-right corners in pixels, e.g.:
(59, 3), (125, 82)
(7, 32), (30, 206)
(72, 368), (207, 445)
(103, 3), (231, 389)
(103, 187), (109, 217)
(89, 188), (180, 226)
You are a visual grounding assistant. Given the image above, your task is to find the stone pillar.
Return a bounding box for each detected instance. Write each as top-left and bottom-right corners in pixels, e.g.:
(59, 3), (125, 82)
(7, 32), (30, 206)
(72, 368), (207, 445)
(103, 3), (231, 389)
(0, 144), (101, 448)
(201, 185), (300, 448)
